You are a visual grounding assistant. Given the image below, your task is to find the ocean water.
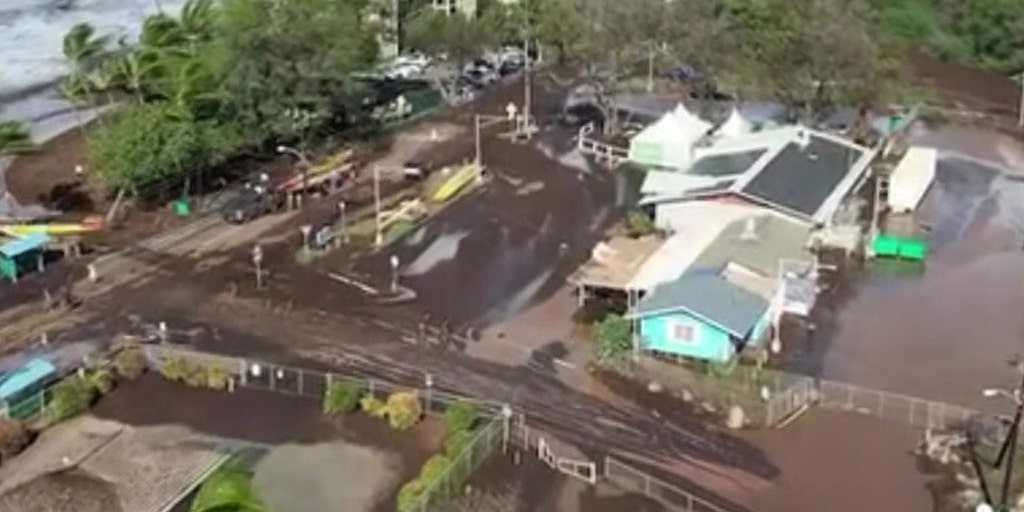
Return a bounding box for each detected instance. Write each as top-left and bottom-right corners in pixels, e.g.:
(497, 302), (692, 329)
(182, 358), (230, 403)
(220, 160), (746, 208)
(0, 0), (187, 140)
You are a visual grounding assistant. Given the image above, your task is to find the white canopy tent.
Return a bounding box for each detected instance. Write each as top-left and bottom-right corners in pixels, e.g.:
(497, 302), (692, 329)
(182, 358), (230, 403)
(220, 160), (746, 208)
(716, 108), (754, 138)
(628, 103), (712, 170)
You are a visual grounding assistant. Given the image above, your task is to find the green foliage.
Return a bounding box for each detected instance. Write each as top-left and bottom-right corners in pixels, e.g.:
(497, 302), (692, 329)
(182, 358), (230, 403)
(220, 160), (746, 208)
(183, 361), (208, 388)
(625, 211), (655, 238)
(47, 375), (97, 422)
(360, 394), (388, 418)
(205, 364), (233, 390)
(0, 121), (34, 155)
(396, 477), (428, 512)
(190, 463), (268, 512)
(160, 356), (190, 382)
(84, 368), (114, 395)
(114, 346), (145, 380)
(443, 429), (475, 458)
(385, 391), (423, 431)
(322, 379), (362, 416)
(419, 454), (450, 480)
(405, 9), (490, 67)
(442, 400), (478, 435)
(593, 314), (632, 364)
(87, 102), (238, 191)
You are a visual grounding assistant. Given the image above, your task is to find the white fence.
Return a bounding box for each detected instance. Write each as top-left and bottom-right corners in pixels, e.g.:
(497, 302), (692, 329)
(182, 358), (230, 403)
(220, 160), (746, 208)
(604, 456), (732, 512)
(577, 123), (628, 165)
(537, 437), (597, 485)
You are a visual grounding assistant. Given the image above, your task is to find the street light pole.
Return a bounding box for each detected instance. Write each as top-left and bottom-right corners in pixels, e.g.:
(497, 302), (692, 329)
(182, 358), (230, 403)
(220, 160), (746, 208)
(389, 255), (400, 293)
(277, 145), (311, 210)
(338, 201), (348, 243)
(1018, 71), (1024, 128)
(978, 365), (1024, 511)
(523, 37), (532, 136)
(474, 114), (482, 167)
(373, 166), (382, 246)
(252, 244), (264, 290)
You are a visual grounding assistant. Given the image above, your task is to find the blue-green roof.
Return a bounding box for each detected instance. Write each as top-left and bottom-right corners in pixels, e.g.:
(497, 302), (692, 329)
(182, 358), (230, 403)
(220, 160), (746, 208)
(0, 358), (56, 401)
(0, 233), (50, 258)
(634, 271), (768, 338)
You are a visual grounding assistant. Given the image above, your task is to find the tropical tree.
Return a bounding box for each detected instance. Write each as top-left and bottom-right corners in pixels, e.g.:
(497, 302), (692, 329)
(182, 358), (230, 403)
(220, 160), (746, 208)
(404, 8), (490, 70)
(189, 464), (267, 512)
(61, 22), (110, 104)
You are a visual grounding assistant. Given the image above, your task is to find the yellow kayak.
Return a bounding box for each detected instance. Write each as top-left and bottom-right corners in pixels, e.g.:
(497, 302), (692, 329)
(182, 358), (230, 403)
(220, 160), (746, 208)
(1, 218), (103, 236)
(432, 164), (480, 202)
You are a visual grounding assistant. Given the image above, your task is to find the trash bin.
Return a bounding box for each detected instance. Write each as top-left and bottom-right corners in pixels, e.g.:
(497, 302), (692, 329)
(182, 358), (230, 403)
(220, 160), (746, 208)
(173, 198), (192, 217)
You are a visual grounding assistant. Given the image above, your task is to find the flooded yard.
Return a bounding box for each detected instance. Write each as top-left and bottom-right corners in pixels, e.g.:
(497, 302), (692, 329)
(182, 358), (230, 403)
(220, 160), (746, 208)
(813, 148), (1024, 410)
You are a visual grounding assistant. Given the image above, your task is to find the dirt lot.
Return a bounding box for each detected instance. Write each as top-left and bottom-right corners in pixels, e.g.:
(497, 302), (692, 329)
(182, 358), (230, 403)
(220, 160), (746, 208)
(92, 373), (444, 512)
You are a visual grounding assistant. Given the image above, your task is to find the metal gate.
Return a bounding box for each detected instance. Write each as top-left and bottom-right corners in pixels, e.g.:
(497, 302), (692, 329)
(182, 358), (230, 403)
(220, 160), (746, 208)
(766, 377), (816, 426)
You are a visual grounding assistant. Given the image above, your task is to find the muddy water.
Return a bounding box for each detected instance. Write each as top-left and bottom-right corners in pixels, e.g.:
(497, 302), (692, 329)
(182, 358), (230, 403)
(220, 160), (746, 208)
(819, 155), (1024, 410)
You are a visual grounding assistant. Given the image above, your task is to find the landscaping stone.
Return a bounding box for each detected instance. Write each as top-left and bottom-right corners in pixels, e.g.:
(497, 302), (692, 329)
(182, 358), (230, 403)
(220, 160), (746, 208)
(726, 406), (745, 430)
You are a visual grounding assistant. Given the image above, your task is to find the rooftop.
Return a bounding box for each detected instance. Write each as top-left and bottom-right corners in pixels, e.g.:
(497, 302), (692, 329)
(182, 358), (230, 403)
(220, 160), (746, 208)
(691, 213), (813, 279)
(570, 236), (663, 290)
(737, 133), (868, 219)
(0, 358), (55, 401)
(633, 271), (769, 338)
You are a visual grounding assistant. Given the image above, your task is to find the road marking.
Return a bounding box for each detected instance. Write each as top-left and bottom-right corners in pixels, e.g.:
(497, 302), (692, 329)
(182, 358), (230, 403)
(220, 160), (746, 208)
(326, 272), (379, 295)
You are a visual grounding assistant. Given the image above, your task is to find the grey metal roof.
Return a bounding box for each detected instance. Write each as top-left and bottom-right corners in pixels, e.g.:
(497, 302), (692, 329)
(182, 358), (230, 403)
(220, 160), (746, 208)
(690, 149), (767, 177)
(740, 135), (865, 218)
(691, 214), (811, 276)
(635, 271), (768, 338)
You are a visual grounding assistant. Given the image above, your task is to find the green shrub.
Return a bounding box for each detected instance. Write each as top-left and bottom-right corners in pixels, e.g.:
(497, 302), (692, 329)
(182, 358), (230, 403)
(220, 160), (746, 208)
(360, 394), (387, 418)
(182, 362), (208, 388)
(160, 356), (189, 382)
(322, 380), (362, 416)
(114, 346), (145, 380)
(205, 364), (232, 390)
(593, 314), (632, 364)
(0, 418), (31, 463)
(625, 211), (655, 237)
(396, 477), (427, 512)
(442, 400), (478, 435)
(419, 454), (450, 480)
(85, 368), (114, 395)
(443, 429), (475, 458)
(385, 391), (422, 431)
(47, 376), (97, 421)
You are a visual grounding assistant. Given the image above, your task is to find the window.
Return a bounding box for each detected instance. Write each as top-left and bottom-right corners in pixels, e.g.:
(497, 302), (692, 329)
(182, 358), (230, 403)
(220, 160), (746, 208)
(667, 321), (696, 343)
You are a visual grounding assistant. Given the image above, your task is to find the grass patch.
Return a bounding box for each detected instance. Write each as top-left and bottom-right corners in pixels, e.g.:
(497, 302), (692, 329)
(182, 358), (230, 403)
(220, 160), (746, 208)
(383, 218), (416, 245)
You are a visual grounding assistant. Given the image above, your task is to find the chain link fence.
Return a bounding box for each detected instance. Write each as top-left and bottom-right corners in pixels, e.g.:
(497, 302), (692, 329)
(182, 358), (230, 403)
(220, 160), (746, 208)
(407, 415), (506, 512)
(604, 456), (732, 512)
(142, 344), (514, 511)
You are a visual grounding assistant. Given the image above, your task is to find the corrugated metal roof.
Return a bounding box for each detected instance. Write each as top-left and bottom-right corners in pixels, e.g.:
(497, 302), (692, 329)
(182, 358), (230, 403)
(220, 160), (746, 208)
(0, 232), (50, 258)
(634, 271), (769, 338)
(691, 213), (811, 277)
(0, 358), (56, 401)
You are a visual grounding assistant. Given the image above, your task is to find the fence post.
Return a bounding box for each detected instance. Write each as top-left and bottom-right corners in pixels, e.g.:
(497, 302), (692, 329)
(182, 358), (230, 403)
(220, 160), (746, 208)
(297, 369), (304, 396)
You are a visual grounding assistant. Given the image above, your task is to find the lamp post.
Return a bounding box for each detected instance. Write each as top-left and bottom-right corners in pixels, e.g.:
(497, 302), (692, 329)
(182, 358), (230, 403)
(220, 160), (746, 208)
(389, 255), (400, 293)
(277, 145), (311, 209)
(424, 373), (434, 412)
(338, 201), (348, 243)
(252, 243), (264, 290)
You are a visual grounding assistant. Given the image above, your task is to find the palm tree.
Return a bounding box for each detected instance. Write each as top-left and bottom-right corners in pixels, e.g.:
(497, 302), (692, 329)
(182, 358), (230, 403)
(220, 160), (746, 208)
(0, 121), (34, 156)
(189, 465), (267, 512)
(178, 0), (216, 45)
(62, 22), (110, 83)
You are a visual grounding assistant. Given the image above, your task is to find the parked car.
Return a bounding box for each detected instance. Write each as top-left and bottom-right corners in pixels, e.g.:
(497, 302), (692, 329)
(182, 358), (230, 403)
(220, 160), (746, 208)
(402, 161), (432, 181)
(221, 183), (284, 224)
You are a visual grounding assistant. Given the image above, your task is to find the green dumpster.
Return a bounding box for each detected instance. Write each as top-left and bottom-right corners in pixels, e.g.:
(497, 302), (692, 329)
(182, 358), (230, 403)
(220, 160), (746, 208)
(173, 198), (192, 217)
(871, 233), (928, 262)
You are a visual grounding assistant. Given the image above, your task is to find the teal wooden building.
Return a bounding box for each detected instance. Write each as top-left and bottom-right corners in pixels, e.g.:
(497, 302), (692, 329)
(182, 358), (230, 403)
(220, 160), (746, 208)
(0, 233), (50, 283)
(630, 272), (771, 362)
(0, 358), (57, 420)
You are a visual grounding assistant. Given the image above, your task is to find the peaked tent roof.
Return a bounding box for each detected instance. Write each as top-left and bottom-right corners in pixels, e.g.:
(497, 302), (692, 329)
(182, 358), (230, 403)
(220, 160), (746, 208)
(632, 103), (713, 148)
(717, 108), (754, 138)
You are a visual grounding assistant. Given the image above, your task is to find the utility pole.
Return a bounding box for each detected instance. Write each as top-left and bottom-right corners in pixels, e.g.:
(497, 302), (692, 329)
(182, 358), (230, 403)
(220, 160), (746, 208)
(646, 46), (655, 93)
(523, 37), (532, 136)
(474, 114), (482, 167)
(976, 362), (1024, 511)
